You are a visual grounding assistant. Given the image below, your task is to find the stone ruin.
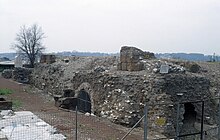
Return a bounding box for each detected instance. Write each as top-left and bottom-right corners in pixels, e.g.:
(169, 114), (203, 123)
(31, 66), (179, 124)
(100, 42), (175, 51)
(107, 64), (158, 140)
(0, 97), (12, 110)
(40, 54), (56, 64)
(5, 46), (220, 139)
(2, 67), (33, 84)
(117, 46), (155, 71)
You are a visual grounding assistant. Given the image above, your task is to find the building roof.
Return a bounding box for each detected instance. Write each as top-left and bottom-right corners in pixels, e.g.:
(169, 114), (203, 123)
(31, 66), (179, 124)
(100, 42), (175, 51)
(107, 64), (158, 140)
(0, 61), (15, 66)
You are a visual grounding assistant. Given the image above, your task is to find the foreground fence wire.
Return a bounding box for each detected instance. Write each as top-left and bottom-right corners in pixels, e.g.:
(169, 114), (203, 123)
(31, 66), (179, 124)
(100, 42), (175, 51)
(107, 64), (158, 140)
(1, 97), (220, 140)
(120, 97), (220, 140)
(0, 109), (143, 140)
(75, 107), (143, 140)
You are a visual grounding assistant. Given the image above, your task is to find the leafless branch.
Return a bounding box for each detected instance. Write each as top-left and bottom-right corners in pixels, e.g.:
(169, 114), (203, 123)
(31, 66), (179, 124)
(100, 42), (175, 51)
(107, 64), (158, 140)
(12, 24), (45, 67)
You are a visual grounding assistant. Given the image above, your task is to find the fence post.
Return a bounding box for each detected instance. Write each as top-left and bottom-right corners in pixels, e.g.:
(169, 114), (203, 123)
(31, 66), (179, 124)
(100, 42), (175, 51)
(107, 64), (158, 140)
(144, 104), (148, 140)
(200, 101), (204, 140)
(121, 115), (145, 140)
(75, 105), (78, 140)
(176, 103), (180, 140)
(218, 99), (220, 140)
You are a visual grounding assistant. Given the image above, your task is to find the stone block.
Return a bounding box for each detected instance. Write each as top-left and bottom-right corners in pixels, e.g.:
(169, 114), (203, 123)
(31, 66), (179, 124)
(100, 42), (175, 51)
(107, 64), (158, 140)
(0, 101), (12, 110)
(160, 65), (169, 74)
(40, 55), (56, 64)
(118, 46), (155, 71)
(126, 55), (140, 63)
(117, 63), (122, 70)
(120, 54), (127, 63)
(121, 63), (127, 71)
(56, 97), (78, 110)
(127, 62), (144, 71)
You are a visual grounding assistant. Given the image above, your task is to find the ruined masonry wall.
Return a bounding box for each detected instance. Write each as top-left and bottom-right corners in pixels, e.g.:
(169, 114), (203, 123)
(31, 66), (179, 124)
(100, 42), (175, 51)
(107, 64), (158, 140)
(31, 58), (217, 136)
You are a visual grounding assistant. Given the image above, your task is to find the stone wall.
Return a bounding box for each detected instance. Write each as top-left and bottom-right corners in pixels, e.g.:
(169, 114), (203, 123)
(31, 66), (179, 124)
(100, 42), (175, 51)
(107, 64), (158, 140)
(30, 54), (219, 137)
(2, 67), (33, 83)
(28, 47), (220, 138)
(13, 67), (33, 83)
(2, 69), (13, 79)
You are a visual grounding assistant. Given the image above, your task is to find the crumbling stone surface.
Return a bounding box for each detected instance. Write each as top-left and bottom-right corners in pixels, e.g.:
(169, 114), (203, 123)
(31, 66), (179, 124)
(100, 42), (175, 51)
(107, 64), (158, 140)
(31, 56), (118, 95)
(30, 47), (220, 137)
(2, 68), (33, 83)
(118, 46), (155, 71)
(12, 67), (33, 83)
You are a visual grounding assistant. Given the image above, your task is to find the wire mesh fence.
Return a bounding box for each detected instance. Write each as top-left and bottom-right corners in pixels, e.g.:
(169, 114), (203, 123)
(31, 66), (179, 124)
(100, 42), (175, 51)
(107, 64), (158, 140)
(1, 97), (220, 140)
(119, 97), (220, 140)
(0, 109), (143, 140)
(75, 97), (144, 140)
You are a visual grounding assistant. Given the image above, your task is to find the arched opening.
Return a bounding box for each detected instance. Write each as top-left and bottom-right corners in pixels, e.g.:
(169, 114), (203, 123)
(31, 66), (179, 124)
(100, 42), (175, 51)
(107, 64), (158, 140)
(183, 103), (197, 123)
(0, 97), (6, 101)
(180, 103), (198, 135)
(77, 89), (91, 113)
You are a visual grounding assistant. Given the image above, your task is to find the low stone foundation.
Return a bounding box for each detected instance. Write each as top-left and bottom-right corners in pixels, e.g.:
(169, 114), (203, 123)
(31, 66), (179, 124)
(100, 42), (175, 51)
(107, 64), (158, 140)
(0, 97), (12, 110)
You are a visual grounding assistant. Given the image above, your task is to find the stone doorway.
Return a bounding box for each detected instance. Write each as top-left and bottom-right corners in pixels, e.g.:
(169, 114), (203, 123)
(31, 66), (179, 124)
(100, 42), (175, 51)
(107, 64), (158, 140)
(183, 103), (197, 123)
(180, 103), (198, 137)
(77, 89), (91, 113)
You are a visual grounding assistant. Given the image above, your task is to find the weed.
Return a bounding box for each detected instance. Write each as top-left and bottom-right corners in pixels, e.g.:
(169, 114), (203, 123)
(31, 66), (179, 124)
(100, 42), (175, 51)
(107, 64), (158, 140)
(155, 117), (166, 126)
(0, 88), (13, 95)
(12, 100), (22, 109)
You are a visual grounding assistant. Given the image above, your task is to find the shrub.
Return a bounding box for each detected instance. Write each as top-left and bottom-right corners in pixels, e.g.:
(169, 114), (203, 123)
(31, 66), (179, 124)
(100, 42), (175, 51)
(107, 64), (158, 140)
(0, 88), (13, 95)
(185, 62), (200, 73)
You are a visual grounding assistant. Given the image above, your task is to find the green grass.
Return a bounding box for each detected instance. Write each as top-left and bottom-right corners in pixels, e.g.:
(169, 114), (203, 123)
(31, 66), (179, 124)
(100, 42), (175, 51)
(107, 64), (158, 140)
(12, 100), (22, 109)
(0, 88), (13, 95)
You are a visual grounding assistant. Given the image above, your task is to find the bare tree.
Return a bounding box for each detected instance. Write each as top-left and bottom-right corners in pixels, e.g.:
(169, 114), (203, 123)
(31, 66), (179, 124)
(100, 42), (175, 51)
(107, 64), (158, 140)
(13, 24), (45, 67)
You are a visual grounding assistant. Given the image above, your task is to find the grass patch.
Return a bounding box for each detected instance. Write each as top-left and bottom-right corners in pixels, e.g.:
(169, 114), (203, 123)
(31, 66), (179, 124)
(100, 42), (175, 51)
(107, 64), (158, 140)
(12, 100), (22, 109)
(0, 88), (13, 95)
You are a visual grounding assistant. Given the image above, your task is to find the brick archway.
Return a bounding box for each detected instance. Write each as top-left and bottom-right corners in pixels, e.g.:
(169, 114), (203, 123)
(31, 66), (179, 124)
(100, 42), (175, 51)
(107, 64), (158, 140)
(75, 82), (94, 114)
(77, 89), (91, 113)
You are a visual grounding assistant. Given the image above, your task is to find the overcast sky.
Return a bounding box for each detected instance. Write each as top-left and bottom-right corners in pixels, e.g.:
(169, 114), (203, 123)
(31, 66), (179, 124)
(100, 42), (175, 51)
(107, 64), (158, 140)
(1, 0), (220, 54)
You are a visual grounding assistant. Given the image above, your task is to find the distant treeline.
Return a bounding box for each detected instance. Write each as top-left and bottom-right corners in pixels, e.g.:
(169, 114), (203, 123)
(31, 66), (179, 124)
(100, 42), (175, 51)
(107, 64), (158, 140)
(0, 53), (16, 61)
(56, 51), (118, 57)
(0, 51), (118, 61)
(0, 52), (219, 62)
(155, 53), (220, 62)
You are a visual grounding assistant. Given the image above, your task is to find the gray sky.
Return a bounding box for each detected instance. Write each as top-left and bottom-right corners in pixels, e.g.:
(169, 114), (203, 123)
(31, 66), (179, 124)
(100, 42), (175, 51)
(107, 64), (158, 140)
(1, 0), (220, 54)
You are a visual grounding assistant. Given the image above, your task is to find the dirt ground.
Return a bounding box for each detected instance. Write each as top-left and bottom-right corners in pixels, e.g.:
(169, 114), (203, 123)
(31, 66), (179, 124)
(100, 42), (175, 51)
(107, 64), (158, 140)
(0, 76), (148, 140)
